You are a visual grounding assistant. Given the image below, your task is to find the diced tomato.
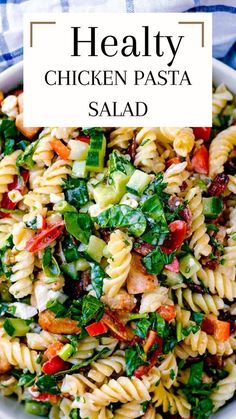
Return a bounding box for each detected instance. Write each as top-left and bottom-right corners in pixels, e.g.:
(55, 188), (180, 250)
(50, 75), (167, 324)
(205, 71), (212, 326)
(201, 315), (230, 341)
(143, 330), (158, 353)
(193, 127), (211, 141)
(77, 135), (90, 144)
(50, 138), (70, 160)
(164, 257), (179, 273)
(33, 393), (60, 404)
(214, 320), (230, 341)
(102, 309), (131, 341)
(0, 171), (29, 217)
(42, 355), (69, 375)
(85, 320), (108, 337)
(45, 341), (64, 360)
(157, 305), (176, 322)
(25, 221), (64, 252)
(134, 336), (163, 378)
(191, 145), (209, 175)
(161, 220), (187, 254)
(166, 157), (182, 168)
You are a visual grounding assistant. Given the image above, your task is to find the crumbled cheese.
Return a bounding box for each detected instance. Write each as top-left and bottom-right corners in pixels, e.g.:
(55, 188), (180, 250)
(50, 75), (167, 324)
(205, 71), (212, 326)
(50, 193), (65, 204)
(50, 127), (78, 141)
(8, 189), (23, 203)
(120, 193), (139, 208)
(1, 95), (18, 118)
(34, 282), (67, 312)
(9, 302), (38, 319)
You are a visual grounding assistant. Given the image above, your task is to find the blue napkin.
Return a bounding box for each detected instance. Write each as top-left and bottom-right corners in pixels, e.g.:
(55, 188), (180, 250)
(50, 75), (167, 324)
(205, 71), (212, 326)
(0, 0), (235, 72)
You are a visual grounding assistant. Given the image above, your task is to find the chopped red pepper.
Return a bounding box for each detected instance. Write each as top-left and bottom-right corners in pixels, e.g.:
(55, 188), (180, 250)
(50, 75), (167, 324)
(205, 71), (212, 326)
(191, 145), (209, 175)
(143, 330), (158, 353)
(161, 220), (187, 254)
(0, 171), (29, 217)
(77, 135), (90, 144)
(85, 320), (108, 337)
(214, 320), (230, 341)
(193, 127), (211, 141)
(33, 393), (60, 404)
(102, 309), (131, 341)
(25, 221), (64, 252)
(50, 138), (70, 160)
(134, 336), (163, 378)
(157, 305), (176, 322)
(42, 355), (69, 374)
(164, 256), (179, 273)
(166, 157), (182, 168)
(45, 341), (64, 360)
(201, 315), (230, 341)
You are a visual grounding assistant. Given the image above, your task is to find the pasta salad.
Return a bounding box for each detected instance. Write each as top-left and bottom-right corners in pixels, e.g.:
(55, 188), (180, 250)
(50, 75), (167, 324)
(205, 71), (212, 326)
(0, 84), (235, 419)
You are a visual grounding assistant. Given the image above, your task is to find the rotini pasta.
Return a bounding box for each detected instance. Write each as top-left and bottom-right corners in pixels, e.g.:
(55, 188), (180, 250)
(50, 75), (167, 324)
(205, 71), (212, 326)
(0, 86), (235, 418)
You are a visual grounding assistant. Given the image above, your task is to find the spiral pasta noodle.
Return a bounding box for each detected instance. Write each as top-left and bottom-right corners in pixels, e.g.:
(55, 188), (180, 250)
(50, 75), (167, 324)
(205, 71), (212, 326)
(134, 128), (165, 173)
(88, 350), (125, 383)
(33, 134), (54, 167)
(152, 382), (191, 418)
(139, 286), (171, 313)
(183, 330), (233, 356)
(9, 250), (34, 299)
(108, 127), (136, 149)
(197, 267), (236, 301)
(175, 288), (225, 315)
(211, 358), (236, 411)
(104, 230), (132, 297)
(0, 338), (41, 373)
(212, 84), (233, 117)
(185, 186), (212, 259)
(155, 127), (194, 157)
(163, 162), (189, 194)
(113, 401), (143, 418)
(26, 330), (62, 350)
(157, 353), (178, 389)
(209, 126), (236, 177)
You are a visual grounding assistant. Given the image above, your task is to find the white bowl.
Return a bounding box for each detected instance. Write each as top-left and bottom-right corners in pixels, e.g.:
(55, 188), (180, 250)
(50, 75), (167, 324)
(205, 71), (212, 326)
(0, 59), (235, 419)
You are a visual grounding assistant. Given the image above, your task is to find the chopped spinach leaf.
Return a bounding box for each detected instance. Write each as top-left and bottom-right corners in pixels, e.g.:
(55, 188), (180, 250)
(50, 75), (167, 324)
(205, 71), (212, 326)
(36, 374), (59, 395)
(16, 140), (39, 170)
(63, 178), (89, 209)
(125, 344), (147, 376)
(142, 247), (174, 274)
(90, 262), (105, 299)
(46, 299), (68, 318)
(94, 204), (146, 237)
(64, 212), (92, 244)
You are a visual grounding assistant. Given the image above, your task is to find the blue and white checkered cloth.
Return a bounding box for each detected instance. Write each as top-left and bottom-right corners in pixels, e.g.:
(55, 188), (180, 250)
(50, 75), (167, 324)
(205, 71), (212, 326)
(0, 0), (236, 73)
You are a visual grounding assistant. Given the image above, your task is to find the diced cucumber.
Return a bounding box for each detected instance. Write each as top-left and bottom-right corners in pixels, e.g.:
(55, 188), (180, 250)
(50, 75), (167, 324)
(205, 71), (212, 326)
(72, 160), (87, 178)
(53, 200), (77, 213)
(61, 262), (78, 280)
(179, 253), (201, 279)
(86, 135), (106, 172)
(75, 258), (90, 271)
(68, 140), (89, 161)
(202, 197), (223, 219)
(25, 401), (49, 417)
(86, 235), (106, 263)
(93, 183), (119, 207)
(3, 318), (30, 337)
(126, 170), (152, 195)
(93, 172), (130, 207)
(163, 269), (184, 286)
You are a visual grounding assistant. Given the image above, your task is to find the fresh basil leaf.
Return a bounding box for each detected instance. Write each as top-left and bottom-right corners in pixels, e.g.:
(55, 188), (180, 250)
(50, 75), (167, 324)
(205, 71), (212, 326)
(42, 247), (60, 278)
(94, 204), (146, 237)
(142, 247), (174, 274)
(133, 318), (151, 339)
(188, 362), (203, 386)
(16, 140), (39, 170)
(125, 344), (147, 376)
(90, 262), (105, 299)
(4, 138), (15, 155)
(61, 236), (80, 263)
(64, 212), (92, 244)
(36, 375), (59, 394)
(18, 372), (36, 387)
(191, 312), (204, 325)
(80, 295), (104, 326)
(63, 178), (89, 209)
(0, 119), (20, 155)
(108, 150), (134, 177)
(46, 299), (68, 318)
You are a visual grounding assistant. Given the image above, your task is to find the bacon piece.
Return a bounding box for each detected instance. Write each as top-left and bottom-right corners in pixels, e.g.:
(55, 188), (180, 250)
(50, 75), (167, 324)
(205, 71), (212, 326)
(208, 173), (229, 196)
(134, 241), (155, 256)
